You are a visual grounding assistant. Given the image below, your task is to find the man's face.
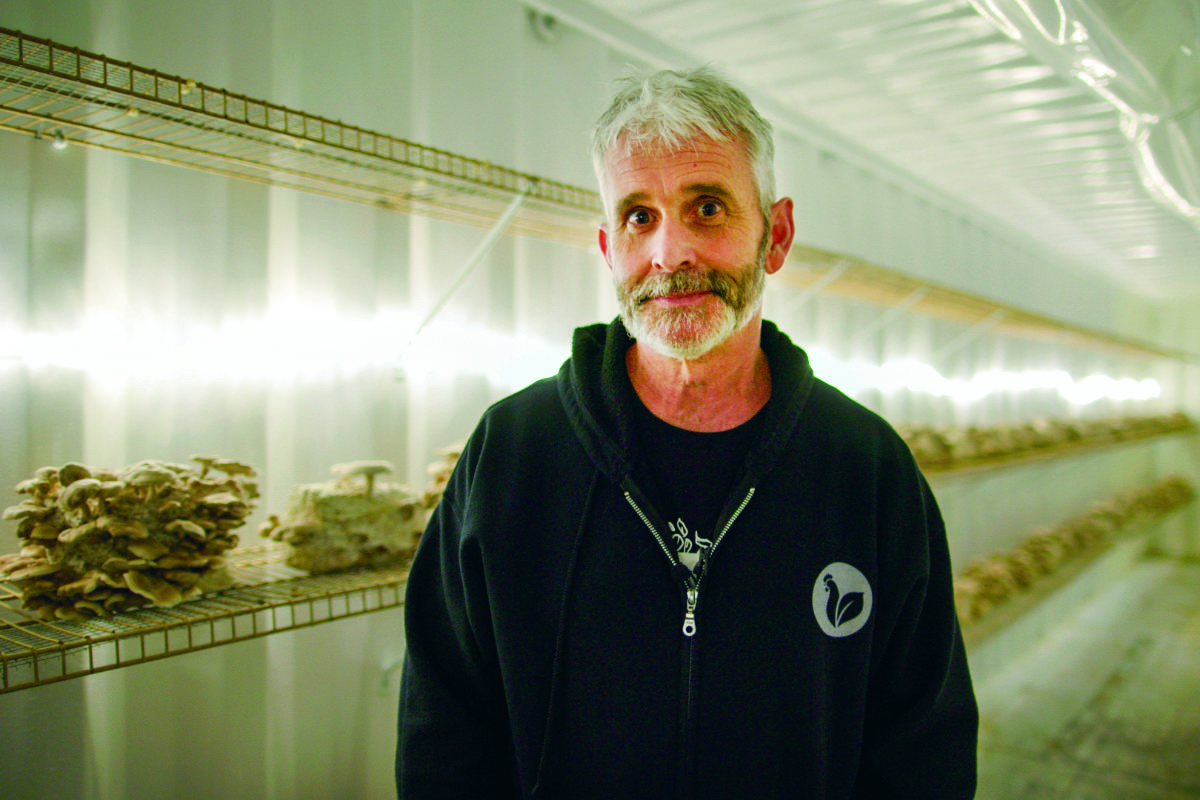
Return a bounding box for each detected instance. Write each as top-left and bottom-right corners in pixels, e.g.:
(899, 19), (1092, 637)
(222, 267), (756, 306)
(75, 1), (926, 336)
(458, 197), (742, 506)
(598, 135), (781, 361)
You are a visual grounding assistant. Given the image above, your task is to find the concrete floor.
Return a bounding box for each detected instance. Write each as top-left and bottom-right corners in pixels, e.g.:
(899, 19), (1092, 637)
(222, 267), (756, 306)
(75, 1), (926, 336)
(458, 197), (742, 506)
(974, 559), (1200, 799)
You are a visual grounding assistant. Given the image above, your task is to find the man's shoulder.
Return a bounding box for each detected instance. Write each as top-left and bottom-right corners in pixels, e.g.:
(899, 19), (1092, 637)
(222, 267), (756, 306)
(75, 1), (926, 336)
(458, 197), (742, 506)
(472, 374), (572, 446)
(485, 374), (561, 414)
(807, 377), (894, 431)
(803, 378), (916, 463)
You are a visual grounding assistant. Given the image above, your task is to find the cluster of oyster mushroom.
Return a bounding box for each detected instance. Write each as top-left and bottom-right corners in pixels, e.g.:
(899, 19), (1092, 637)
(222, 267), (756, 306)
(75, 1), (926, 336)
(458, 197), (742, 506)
(953, 474), (1195, 626)
(258, 460), (425, 574)
(899, 412), (1192, 469)
(0, 456), (258, 621)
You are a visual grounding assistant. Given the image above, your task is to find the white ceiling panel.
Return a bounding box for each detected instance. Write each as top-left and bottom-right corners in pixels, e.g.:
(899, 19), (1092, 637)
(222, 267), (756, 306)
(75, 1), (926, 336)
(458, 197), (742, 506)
(542, 0), (1200, 301)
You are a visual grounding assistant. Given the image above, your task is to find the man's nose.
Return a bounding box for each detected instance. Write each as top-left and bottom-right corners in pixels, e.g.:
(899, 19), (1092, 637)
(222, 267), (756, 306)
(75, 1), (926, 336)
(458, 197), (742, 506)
(649, 216), (697, 272)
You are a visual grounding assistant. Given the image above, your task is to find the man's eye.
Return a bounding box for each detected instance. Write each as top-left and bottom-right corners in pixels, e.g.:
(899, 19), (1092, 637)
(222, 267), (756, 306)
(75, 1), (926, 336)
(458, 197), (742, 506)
(697, 200), (723, 218)
(627, 209), (652, 226)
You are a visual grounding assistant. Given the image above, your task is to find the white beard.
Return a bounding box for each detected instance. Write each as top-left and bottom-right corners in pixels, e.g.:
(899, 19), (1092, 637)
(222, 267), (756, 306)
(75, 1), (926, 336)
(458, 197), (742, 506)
(616, 244), (767, 361)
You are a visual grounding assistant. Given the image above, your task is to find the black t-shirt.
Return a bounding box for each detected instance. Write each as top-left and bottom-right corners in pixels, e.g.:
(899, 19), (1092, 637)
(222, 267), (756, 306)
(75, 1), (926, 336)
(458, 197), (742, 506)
(633, 395), (766, 570)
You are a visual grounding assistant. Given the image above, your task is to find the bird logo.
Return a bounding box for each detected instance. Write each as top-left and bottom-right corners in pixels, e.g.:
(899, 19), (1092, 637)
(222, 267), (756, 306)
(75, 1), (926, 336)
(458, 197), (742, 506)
(823, 573), (865, 628)
(812, 563), (872, 637)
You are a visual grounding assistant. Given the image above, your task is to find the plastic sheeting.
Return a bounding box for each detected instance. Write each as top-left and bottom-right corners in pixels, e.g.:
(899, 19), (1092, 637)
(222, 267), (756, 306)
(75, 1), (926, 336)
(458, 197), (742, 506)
(970, 0), (1200, 224)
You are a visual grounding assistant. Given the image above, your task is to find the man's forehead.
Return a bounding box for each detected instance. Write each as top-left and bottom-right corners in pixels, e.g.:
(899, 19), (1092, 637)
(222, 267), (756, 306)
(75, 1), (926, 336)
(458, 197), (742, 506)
(603, 137), (752, 203)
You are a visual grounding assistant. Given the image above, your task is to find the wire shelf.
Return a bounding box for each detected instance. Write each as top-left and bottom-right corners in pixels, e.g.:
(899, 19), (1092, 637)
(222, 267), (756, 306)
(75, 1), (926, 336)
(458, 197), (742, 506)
(0, 26), (601, 247)
(781, 244), (1199, 362)
(920, 419), (1197, 480)
(0, 543), (408, 694)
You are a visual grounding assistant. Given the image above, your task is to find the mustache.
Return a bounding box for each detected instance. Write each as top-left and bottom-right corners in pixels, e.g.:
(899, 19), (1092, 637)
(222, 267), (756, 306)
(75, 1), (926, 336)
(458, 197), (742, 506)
(630, 269), (733, 306)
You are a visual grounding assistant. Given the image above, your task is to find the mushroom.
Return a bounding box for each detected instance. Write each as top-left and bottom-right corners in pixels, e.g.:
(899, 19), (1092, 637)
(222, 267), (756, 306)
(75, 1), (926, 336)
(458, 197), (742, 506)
(101, 555), (132, 571)
(57, 462), (93, 487)
(19, 543), (48, 559)
(120, 461), (180, 493)
(2, 501), (49, 523)
(162, 569), (201, 586)
(258, 514), (282, 538)
(97, 516), (150, 539)
(200, 500), (250, 531)
(165, 519), (208, 540)
(125, 539), (170, 560)
(155, 498), (182, 515)
(211, 458), (256, 478)
(202, 535), (238, 555)
(0, 553), (30, 573)
(57, 478), (103, 522)
(33, 466), (59, 483)
(57, 572), (104, 597)
(58, 522), (103, 544)
(190, 455), (220, 478)
(4, 560), (64, 581)
(14, 477), (54, 502)
(157, 552), (211, 569)
(54, 605), (86, 621)
(28, 523), (61, 541)
(124, 570), (182, 607)
(74, 600), (108, 617)
(331, 460), (395, 498)
(83, 482), (122, 517)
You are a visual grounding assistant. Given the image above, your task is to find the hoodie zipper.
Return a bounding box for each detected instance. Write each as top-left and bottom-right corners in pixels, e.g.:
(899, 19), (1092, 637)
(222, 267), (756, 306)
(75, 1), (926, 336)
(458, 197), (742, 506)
(682, 586), (698, 636)
(623, 479), (755, 800)
(621, 482), (756, 636)
(623, 487), (679, 570)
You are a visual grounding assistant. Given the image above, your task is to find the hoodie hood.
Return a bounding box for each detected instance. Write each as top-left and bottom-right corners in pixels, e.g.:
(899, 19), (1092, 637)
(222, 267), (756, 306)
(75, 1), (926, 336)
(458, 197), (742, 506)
(555, 317), (817, 485)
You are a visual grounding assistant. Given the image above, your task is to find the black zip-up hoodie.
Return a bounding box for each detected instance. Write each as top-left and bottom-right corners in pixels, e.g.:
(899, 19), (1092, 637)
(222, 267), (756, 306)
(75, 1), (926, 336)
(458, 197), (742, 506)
(397, 319), (978, 799)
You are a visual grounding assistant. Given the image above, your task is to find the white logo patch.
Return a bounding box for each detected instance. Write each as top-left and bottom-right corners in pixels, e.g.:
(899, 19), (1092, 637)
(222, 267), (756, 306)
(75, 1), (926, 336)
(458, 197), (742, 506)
(812, 562), (872, 638)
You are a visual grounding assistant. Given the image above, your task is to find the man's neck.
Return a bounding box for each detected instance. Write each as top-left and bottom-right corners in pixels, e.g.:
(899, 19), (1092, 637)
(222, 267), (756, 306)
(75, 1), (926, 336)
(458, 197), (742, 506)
(626, 320), (771, 433)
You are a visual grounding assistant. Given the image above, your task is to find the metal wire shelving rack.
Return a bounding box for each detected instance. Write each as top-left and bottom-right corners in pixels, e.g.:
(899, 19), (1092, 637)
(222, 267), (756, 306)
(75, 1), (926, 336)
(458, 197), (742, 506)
(0, 26), (602, 247)
(919, 417), (1197, 479)
(780, 244), (1197, 362)
(0, 544), (408, 694)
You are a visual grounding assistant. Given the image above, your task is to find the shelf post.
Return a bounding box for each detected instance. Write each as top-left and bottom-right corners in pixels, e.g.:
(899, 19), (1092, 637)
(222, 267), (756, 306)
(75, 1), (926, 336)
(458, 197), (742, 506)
(780, 259), (849, 316)
(933, 309), (1007, 363)
(397, 182), (536, 373)
(847, 286), (928, 348)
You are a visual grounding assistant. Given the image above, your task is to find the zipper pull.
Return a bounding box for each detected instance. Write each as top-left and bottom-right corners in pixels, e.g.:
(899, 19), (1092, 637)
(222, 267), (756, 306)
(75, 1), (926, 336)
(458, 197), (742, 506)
(682, 586), (698, 637)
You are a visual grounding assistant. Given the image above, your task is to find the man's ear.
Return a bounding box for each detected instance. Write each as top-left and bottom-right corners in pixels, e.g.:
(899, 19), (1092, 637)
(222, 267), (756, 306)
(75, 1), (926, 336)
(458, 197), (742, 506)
(764, 197), (795, 275)
(598, 223), (613, 270)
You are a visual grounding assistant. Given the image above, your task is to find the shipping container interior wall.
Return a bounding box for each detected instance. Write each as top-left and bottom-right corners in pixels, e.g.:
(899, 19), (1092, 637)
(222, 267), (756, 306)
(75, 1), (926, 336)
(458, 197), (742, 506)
(1, 1), (1198, 798)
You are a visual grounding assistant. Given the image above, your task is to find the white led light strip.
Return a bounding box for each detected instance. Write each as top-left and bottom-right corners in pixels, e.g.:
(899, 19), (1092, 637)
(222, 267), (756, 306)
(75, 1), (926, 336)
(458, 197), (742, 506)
(0, 311), (567, 389)
(0, 315), (1160, 404)
(807, 347), (1159, 406)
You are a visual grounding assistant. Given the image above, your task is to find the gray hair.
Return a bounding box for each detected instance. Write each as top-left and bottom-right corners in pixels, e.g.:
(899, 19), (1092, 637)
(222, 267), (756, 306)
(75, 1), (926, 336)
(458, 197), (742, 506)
(591, 66), (776, 219)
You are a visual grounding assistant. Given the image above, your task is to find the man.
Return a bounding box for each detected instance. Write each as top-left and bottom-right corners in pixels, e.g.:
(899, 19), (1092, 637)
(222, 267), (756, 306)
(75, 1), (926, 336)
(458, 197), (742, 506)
(397, 67), (978, 799)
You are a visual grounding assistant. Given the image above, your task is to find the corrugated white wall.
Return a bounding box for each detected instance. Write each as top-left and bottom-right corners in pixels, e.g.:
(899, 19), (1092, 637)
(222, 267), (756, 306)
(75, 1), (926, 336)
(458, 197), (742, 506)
(1, 1), (1197, 798)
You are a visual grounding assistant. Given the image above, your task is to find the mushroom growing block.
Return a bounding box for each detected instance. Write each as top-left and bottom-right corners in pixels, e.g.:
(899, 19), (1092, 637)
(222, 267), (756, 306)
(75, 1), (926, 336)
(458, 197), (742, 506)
(0, 456), (258, 620)
(259, 460), (424, 574)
